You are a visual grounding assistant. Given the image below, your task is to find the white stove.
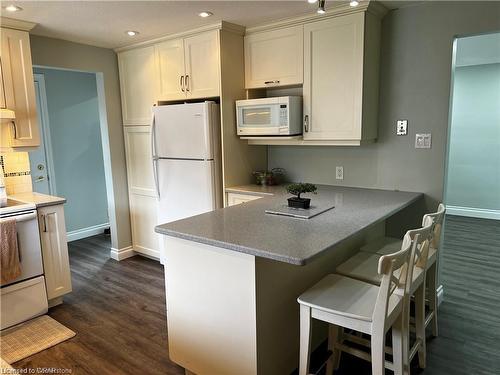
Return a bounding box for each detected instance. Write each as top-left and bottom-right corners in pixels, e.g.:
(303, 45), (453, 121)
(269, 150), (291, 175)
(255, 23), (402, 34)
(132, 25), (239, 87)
(0, 197), (48, 330)
(0, 198), (36, 215)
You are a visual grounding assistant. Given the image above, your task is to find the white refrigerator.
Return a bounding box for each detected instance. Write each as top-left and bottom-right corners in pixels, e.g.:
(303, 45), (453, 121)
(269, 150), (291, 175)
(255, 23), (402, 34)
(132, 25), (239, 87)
(152, 101), (222, 229)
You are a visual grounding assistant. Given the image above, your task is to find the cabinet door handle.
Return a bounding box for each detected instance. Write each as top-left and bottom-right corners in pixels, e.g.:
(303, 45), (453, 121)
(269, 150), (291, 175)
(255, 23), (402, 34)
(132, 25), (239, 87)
(304, 115), (309, 133)
(180, 75), (185, 92)
(11, 120), (17, 139)
(264, 80), (280, 85)
(40, 214), (47, 232)
(185, 75), (190, 92)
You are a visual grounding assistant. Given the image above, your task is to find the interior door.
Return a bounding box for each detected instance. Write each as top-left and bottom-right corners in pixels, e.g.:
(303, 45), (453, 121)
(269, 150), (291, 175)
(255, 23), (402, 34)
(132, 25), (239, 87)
(29, 77), (51, 195)
(156, 38), (186, 101)
(184, 31), (220, 99)
(303, 13), (364, 140)
(154, 102), (213, 160)
(157, 159), (216, 225)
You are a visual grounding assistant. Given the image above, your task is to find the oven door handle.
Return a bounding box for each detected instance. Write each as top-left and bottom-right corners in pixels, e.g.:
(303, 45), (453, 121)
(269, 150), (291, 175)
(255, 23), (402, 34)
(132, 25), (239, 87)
(10, 212), (37, 223)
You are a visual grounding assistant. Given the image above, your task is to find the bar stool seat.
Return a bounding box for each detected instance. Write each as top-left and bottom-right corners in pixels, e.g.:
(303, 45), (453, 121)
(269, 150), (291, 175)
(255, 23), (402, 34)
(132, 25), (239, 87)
(336, 251), (425, 294)
(361, 237), (438, 272)
(298, 274), (403, 325)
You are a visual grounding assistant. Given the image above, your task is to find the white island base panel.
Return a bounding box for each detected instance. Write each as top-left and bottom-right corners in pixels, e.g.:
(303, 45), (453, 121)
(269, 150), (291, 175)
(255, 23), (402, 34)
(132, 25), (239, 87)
(162, 221), (384, 375)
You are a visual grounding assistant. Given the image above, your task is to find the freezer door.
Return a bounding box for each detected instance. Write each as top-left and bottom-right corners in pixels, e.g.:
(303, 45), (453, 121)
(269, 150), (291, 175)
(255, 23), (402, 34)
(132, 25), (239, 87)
(153, 102), (217, 160)
(157, 159), (217, 225)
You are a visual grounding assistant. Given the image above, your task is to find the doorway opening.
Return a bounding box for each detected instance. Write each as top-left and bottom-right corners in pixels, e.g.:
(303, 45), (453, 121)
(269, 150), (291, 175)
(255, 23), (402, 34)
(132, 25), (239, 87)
(30, 67), (111, 242)
(444, 32), (500, 220)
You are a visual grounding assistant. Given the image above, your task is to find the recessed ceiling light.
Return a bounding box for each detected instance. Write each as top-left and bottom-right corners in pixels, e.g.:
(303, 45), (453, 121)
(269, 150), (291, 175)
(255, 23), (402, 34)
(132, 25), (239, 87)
(307, 0), (317, 4)
(198, 11), (213, 18)
(317, 0), (326, 14)
(4, 4), (22, 12)
(350, 0), (359, 6)
(125, 30), (139, 36)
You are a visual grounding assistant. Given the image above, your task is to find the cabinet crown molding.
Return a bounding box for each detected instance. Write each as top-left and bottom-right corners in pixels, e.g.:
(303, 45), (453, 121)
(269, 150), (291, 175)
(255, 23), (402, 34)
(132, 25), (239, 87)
(1, 17), (36, 32)
(245, 0), (387, 35)
(114, 21), (244, 53)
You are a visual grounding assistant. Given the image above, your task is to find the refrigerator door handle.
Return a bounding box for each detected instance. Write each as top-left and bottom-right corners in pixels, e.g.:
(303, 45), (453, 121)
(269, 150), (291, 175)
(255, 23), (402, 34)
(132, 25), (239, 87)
(151, 110), (160, 199)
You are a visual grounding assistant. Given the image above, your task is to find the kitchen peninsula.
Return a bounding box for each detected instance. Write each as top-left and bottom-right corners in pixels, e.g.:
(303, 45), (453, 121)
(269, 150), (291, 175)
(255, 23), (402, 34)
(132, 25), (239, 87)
(155, 185), (422, 375)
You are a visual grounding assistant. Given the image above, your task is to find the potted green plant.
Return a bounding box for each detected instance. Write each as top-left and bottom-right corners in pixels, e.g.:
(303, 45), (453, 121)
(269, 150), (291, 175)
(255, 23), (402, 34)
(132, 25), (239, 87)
(286, 183), (317, 209)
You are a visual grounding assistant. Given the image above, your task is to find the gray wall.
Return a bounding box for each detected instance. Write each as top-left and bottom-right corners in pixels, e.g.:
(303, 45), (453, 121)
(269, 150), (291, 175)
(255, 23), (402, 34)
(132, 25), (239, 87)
(445, 63), (500, 211)
(30, 35), (131, 251)
(268, 1), (500, 211)
(33, 67), (109, 233)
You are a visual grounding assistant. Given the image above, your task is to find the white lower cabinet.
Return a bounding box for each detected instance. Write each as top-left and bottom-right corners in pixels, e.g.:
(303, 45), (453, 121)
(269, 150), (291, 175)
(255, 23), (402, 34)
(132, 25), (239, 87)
(38, 204), (72, 301)
(123, 126), (159, 259)
(226, 192), (262, 206)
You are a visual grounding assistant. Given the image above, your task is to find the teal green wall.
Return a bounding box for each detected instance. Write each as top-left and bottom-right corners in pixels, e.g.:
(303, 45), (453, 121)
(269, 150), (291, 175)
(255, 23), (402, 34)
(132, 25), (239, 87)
(446, 63), (500, 211)
(34, 67), (108, 232)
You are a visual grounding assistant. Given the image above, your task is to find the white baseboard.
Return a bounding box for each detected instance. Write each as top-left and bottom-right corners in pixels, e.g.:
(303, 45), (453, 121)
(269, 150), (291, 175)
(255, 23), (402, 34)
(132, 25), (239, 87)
(446, 205), (500, 220)
(437, 284), (444, 306)
(67, 223), (110, 242)
(134, 246), (160, 261)
(110, 246), (135, 261)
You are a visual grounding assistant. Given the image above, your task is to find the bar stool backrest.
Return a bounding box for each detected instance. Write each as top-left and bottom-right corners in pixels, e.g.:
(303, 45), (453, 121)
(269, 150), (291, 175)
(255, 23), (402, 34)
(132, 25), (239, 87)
(374, 233), (414, 332)
(422, 203), (446, 250)
(407, 217), (434, 272)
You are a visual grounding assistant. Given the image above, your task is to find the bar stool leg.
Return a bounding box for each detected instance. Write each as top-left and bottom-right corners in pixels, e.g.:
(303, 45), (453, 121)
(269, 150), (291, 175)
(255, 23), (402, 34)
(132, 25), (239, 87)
(415, 284), (427, 368)
(326, 325), (342, 374)
(427, 262), (439, 337)
(299, 304), (312, 375)
(392, 313), (404, 375)
(370, 330), (386, 375)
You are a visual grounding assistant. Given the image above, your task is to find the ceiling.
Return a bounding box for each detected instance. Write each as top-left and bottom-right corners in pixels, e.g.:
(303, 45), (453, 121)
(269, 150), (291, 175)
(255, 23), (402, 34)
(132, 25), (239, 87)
(2, 1), (419, 49)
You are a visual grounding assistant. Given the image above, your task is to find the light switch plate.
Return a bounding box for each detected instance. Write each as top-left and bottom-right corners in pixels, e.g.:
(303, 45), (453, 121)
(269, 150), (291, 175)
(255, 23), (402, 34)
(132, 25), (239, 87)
(415, 133), (432, 149)
(397, 120), (408, 135)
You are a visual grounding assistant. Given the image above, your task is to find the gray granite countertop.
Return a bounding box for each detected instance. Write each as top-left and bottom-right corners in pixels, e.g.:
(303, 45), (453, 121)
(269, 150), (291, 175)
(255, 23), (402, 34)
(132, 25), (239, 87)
(10, 192), (66, 207)
(156, 185), (422, 266)
(225, 184), (286, 196)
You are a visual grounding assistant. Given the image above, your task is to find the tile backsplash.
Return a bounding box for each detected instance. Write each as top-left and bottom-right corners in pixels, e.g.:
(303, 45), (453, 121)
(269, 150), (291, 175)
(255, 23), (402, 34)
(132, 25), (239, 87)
(0, 152), (33, 195)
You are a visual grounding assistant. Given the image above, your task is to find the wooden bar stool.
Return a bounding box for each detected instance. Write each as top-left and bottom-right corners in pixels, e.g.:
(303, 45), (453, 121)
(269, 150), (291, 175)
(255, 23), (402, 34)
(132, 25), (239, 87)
(358, 204), (445, 336)
(297, 233), (416, 375)
(335, 218), (434, 372)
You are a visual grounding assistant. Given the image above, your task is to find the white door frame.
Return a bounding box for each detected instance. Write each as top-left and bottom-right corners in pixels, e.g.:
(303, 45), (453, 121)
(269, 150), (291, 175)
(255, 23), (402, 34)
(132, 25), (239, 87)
(33, 65), (118, 250)
(33, 73), (57, 195)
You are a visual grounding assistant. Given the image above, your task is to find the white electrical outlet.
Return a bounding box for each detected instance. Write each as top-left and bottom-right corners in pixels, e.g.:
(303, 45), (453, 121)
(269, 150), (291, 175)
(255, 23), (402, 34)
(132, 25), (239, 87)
(397, 120), (408, 135)
(336, 166), (344, 180)
(415, 133), (432, 149)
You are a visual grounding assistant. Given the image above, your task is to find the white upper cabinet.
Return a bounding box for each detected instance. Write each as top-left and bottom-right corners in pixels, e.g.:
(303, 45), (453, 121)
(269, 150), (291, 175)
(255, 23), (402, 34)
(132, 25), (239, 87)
(156, 30), (220, 101)
(118, 45), (158, 125)
(1, 27), (40, 148)
(184, 31), (220, 99)
(244, 26), (303, 89)
(303, 12), (380, 143)
(156, 38), (185, 101)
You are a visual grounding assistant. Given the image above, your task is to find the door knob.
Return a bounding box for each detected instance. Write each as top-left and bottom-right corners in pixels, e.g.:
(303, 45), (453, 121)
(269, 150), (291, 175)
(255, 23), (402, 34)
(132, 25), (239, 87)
(35, 176), (45, 182)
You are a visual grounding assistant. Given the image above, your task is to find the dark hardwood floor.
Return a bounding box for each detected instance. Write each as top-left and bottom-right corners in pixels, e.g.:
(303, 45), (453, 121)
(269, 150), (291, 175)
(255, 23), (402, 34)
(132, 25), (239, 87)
(13, 215), (500, 374)
(14, 234), (184, 375)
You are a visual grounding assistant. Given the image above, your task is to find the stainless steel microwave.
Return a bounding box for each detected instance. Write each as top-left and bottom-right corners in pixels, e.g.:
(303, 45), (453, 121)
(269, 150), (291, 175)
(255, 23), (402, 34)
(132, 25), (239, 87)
(236, 96), (302, 136)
